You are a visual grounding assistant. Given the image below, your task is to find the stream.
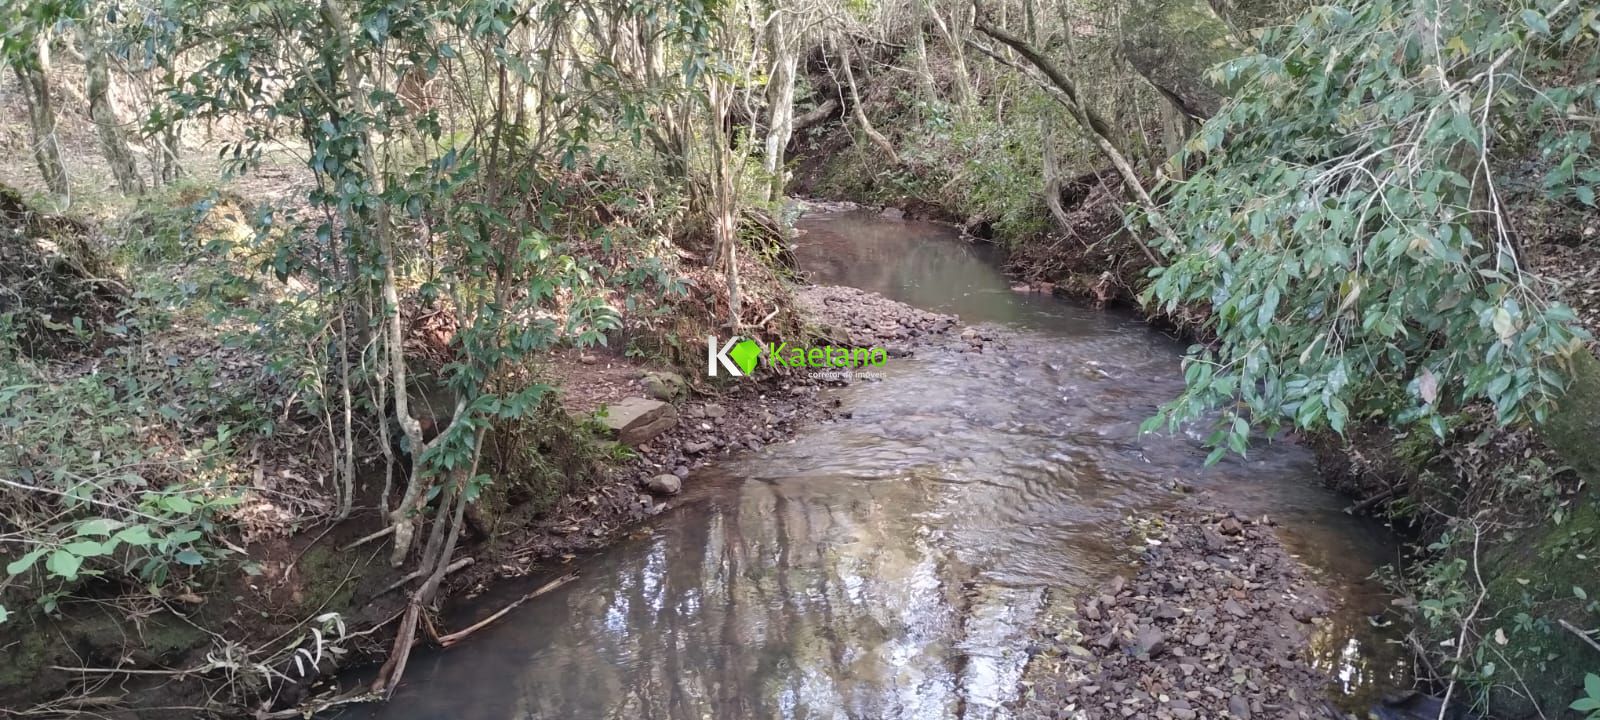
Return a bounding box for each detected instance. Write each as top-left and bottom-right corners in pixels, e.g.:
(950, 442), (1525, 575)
(337, 210), (1405, 719)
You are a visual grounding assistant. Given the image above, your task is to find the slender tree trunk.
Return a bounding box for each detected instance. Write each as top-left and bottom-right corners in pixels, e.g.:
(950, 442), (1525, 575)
(1159, 97), (1189, 179)
(838, 41), (900, 165)
(15, 33), (69, 203)
(973, 15), (1173, 261)
(762, 6), (798, 202)
(78, 24), (145, 196)
(911, 18), (937, 106)
(1041, 128), (1072, 230)
(1028, 0), (1072, 230)
(152, 123), (182, 184)
(318, 0), (423, 563)
(923, 0), (974, 114)
(708, 76), (741, 327)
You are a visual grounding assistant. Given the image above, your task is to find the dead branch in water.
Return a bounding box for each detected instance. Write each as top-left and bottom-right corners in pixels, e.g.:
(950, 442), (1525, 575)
(437, 573), (578, 647)
(1344, 487), (1396, 514)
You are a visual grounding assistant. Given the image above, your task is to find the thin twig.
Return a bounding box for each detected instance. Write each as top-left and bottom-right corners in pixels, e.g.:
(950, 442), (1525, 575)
(379, 556), (473, 595)
(1437, 521), (1487, 720)
(437, 573), (577, 647)
(1559, 619), (1600, 655)
(342, 525), (396, 551)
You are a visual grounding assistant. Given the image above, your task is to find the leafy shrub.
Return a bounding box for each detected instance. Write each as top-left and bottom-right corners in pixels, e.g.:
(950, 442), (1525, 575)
(1145, 0), (1600, 457)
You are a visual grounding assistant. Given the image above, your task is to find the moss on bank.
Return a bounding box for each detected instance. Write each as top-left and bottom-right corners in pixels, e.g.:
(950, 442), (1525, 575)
(1477, 351), (1600, 716)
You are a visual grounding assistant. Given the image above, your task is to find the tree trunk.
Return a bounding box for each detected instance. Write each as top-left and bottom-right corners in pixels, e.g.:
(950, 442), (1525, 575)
(15, 33), (69, 203)
(911, 18), (937, 106)
(1158, 97), (1190, 178)
(79, 24), (146, 196)
(151, 123), (182, 185)
(316, 0), (423, 565)
(1041, 121), (1072, 230)
(762, 7), (798, 202)
(923, 0), (974, 115)
(838, 41), (900, 166)
(791, 98), (840, 134)
(1028, 0), (1072, 231)
(707, 73), (741, 327)
(972, 15), (1172, 261)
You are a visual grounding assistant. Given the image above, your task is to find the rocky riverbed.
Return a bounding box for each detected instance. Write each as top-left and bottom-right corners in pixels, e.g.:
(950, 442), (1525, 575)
(795, 283), (960, 352)
(1020, 509), (1344, 720)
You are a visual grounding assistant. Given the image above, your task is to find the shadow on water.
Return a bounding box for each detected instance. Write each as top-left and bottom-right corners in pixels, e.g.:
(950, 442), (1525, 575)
(335, 209), (1407, 720)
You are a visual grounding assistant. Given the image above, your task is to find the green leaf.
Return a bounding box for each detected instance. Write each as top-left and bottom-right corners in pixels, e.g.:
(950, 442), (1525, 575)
(63, 540), (112, 558)
(46, 550), (82, 581)
(6, 548), (47, 576)
(1575, 585), (1588, 600)
(1578, 185), (1596, 207)
(167, 529), (203, 545)
(1520, 9), (1550, 35)
(174, 550), (206, 566)
(1585, 672), (1600, 700)
(1492, 308), (1516, 342)
(0, 604), (8, 623)
(115, 525), (154, 547)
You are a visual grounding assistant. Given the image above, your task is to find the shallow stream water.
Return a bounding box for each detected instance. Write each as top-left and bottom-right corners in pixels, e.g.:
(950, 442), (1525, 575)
(337, 210), (1405, 720)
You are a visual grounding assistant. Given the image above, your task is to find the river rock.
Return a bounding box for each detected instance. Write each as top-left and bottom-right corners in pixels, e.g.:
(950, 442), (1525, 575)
(643, 371), (686, 400)
(599, 398), (678, 446)
(1152, 603), (1182, 621)
(702, 402), (727, 418)
(1133, 627), (1166, 657)
(645, 474), (682, 496)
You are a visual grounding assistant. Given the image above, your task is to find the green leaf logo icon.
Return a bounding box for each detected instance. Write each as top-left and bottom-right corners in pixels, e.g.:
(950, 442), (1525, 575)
(729, 339), (761, 375)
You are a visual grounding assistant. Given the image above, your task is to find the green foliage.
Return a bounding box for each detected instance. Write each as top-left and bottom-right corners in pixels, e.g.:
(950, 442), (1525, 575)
(1144, 0), (1600, 457)
(1574, 674), (1600, 718)
(0, 357), (244, 621)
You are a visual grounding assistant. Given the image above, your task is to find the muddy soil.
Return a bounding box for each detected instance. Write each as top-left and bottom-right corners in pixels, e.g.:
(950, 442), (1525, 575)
(1020, 508), (1343, 720)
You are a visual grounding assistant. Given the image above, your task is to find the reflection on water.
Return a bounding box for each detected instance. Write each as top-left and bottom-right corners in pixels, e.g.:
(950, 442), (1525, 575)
(793, 210), (1104, 334)
(338, 210), (1405, 720)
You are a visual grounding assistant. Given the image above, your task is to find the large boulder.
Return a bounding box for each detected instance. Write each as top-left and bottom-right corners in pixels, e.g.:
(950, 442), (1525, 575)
(598, 397), (678, 447)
